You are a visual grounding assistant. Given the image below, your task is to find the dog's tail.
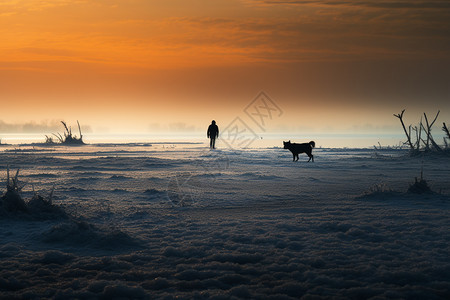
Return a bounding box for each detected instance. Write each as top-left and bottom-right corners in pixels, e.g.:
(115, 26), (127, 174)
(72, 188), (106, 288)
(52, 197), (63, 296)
(309, 141), (316, 148)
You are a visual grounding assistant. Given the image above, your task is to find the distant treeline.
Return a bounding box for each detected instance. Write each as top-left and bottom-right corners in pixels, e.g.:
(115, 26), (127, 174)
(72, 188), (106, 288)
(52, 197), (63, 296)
(0, 120), (92, 133)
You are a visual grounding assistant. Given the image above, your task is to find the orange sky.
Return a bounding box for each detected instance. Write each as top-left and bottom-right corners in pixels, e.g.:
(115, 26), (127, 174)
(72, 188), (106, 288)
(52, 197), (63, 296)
(1, 0), (449, 135)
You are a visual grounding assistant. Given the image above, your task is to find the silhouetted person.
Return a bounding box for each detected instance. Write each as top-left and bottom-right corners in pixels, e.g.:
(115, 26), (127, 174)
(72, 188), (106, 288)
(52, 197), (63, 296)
(207, 120), (219, 149)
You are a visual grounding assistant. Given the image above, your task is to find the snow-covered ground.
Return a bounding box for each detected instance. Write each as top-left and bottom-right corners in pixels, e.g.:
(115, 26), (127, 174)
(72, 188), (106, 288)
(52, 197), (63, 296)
(0, 143), (449, 299)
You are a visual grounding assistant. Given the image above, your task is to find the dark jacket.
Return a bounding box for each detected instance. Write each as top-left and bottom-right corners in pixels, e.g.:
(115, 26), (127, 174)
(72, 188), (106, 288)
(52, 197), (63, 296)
(207, 124), (219, 138)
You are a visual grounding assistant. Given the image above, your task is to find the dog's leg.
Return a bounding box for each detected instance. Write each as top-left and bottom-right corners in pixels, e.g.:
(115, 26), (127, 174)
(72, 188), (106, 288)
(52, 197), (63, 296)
(296, 154), (299, 161)
(292, 153), (295, 161)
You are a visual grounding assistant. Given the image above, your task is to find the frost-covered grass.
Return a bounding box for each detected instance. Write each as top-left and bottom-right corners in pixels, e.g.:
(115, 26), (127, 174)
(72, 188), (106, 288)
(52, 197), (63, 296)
(0, 144), (449, 299)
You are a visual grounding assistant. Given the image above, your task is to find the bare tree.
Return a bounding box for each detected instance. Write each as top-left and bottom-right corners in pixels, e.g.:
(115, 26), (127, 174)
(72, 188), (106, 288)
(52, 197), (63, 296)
(394, 109), (447, 155)
(422, 111), (442, 152)
(394, 110), (414, 150)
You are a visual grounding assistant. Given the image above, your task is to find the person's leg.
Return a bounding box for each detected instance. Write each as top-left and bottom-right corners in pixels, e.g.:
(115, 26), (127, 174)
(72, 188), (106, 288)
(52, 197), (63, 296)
(210, 138), (213, 148)
(212, 138), (216, 149)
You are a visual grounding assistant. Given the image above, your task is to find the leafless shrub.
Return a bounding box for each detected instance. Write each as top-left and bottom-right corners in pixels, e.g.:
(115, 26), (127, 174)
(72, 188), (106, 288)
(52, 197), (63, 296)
(47, 120), (85, 145)
(1, 168), (66, 218)
(1, 167), (27, 212)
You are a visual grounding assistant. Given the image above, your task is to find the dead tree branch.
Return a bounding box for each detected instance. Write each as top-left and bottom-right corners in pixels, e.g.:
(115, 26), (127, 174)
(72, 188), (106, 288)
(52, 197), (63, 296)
(77, 120), (83, 140)
(394, 110), (414, 150)
(61, 121), (70, 137)
(424, 111), (442, 152)
(443, 122), (450, 139)
(52, 133), (64, 143)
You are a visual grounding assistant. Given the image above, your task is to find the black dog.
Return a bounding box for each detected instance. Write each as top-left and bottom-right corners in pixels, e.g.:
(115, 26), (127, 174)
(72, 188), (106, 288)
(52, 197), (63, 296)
(283, 140), (315, 162)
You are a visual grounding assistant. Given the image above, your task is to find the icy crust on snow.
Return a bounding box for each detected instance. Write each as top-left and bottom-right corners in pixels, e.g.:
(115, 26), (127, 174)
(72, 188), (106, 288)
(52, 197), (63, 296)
(0, 144), (449, 299)
(1, 204), (449, 299)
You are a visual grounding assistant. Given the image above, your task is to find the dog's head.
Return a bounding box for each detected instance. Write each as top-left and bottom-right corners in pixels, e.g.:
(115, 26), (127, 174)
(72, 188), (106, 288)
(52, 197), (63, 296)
(283, 141), (291, 149)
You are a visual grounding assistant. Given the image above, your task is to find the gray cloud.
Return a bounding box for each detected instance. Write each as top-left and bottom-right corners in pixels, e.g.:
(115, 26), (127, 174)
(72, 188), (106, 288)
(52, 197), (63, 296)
(246, 0), (450, 9)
